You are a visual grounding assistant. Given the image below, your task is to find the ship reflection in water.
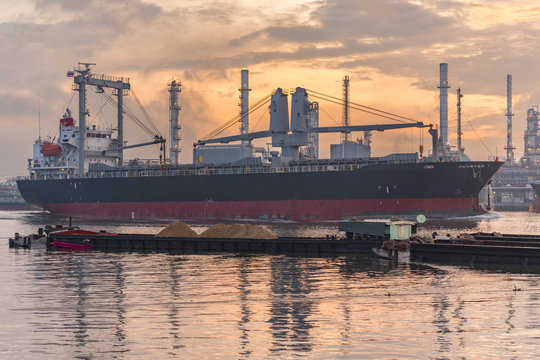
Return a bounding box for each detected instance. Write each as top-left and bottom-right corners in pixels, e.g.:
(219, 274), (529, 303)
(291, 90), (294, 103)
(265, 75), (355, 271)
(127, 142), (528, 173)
(2, 212), (540, 358)
(4, 253), (539, 358)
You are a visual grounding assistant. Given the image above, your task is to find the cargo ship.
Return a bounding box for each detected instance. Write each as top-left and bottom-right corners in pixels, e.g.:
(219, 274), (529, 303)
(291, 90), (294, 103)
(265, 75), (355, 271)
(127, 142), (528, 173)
(17, 64), (502, 221)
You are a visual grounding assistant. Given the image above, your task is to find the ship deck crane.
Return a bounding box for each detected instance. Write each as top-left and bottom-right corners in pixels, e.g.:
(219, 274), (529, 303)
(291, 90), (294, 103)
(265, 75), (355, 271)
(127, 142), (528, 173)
(74, 62), (130, 176)
(103, 136), (165, 155)
(195, 86), (438, 162)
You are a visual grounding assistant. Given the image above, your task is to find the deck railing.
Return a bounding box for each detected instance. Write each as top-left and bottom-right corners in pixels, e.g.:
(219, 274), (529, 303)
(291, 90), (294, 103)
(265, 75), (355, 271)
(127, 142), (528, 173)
(21, 157), (419, 181)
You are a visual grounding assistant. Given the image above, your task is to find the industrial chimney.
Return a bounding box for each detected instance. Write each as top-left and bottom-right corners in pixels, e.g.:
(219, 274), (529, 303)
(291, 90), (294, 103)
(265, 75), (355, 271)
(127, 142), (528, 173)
(505, 74), (515, 164)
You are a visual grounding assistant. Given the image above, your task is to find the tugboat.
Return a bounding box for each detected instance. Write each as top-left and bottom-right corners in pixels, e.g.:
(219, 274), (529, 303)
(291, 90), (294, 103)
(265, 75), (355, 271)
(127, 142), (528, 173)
(9, 231), (47, 249)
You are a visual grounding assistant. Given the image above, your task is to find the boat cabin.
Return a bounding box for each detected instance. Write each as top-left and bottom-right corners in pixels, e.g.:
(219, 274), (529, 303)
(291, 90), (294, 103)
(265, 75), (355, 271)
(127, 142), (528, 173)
(339, 220), (416, 240)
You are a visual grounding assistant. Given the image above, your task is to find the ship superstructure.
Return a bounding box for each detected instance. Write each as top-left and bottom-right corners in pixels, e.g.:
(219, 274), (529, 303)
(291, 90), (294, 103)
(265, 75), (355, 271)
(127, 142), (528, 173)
(30, 109), (119, 179)
(17, 64), (502, 221)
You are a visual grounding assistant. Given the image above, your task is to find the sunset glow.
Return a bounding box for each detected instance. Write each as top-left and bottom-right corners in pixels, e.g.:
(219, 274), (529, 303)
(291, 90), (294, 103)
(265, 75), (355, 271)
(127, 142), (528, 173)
(2, 0), (540, 177)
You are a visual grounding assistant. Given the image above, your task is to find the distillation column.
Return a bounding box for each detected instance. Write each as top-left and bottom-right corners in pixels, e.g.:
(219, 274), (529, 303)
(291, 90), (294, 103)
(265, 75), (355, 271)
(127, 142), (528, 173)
(505, 74), (515, 164)
(168, 79), (182, 165)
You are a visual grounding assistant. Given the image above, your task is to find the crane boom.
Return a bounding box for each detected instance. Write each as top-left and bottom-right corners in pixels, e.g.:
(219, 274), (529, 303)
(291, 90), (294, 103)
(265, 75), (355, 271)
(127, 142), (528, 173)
(196, 122), (430, 146)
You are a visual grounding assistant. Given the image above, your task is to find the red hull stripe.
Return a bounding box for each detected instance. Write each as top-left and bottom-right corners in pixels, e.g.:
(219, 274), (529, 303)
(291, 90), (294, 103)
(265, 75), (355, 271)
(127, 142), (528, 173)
(40, 197), (479, 221)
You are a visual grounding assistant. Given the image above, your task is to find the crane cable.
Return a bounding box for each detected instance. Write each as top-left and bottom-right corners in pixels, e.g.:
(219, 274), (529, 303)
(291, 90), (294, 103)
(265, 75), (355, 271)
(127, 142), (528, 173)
(463, 112), (493, 155)
(101, 90), (157, 138)
(202, 94), (271, 140)
(308, 92), (411, 124)
(130, 88), (162, 137)
(201, 93), (272, 140)
(306, 88), (418, 124)
(308, 96), (341, 126)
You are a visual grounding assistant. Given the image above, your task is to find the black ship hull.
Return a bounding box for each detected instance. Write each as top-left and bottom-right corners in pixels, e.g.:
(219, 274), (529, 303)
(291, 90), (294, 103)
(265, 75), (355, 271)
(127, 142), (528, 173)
(17, 161), (502, 221)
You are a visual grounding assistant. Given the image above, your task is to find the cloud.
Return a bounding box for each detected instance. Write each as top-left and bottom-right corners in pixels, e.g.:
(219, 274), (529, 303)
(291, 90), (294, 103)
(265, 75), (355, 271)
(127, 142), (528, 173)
(3, 0), (540, 177)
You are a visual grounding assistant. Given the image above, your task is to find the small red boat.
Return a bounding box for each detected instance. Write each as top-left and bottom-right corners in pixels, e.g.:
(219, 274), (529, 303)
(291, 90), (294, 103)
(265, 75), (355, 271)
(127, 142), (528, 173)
(49, 241), (93, 250)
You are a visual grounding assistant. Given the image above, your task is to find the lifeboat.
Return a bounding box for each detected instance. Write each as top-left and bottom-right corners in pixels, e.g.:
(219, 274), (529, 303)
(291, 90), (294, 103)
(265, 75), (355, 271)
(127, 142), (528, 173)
(40, 142), (62, 157)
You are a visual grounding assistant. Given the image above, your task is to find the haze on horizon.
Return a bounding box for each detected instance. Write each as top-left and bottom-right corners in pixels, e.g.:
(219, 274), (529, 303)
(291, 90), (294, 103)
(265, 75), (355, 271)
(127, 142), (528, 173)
(1, 0), (539, 179)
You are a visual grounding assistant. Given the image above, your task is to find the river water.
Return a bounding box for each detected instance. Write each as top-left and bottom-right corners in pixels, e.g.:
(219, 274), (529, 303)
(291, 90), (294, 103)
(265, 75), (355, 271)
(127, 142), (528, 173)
(1, 210), (539, 359)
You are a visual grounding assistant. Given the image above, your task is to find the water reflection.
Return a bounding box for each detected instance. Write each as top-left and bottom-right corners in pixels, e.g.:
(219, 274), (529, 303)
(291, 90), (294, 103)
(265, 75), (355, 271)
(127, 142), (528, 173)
(268, 257), (316, 354)
(166, 257), (183, 355)
(430, 273), (458, 357)
(452, 296), (466, 348)
(3, 209), (540, 359)
(236, 257), (252, 358)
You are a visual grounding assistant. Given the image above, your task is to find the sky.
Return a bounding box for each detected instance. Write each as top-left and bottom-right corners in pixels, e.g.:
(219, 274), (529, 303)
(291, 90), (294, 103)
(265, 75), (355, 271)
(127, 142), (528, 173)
(1, 0), (540, 179)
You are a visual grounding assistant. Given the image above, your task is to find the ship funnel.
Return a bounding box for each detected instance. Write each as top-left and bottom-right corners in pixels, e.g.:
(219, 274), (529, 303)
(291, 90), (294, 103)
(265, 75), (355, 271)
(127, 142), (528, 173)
(438, 63), (450, 147)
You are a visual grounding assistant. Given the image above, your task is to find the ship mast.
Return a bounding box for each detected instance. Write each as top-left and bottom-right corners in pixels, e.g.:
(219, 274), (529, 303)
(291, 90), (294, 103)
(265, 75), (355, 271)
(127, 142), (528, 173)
(457, 88), (463, 156)
(75, 63), (92, 177)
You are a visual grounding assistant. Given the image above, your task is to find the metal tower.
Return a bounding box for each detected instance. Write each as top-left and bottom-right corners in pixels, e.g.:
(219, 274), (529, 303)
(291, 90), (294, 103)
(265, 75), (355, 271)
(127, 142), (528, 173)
(168, 79), (182, 165)
(239, 69), (251, 145)
(73, 62), (130, 176)
(505, 74), (515, 164)
(438, 63), (450, 147)
(342, 75), (350, 142)
(457, 88), (464, 154)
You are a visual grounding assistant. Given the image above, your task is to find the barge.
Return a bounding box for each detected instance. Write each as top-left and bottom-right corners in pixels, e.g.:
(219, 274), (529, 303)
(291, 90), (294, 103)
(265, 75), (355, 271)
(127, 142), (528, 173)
(410, 233), (540, 266)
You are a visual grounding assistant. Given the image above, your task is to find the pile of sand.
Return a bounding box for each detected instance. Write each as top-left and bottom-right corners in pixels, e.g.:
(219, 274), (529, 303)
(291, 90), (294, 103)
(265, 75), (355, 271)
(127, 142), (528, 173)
(155, 221), (277, 239)
(200, 223), (277, 239)
(156, 221), (199, 237)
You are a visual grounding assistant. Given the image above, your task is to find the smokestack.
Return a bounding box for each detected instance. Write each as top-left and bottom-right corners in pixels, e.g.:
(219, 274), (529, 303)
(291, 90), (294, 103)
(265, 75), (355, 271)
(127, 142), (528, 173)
(438, 63), (450, 146)
(505, 74), (515, 164)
